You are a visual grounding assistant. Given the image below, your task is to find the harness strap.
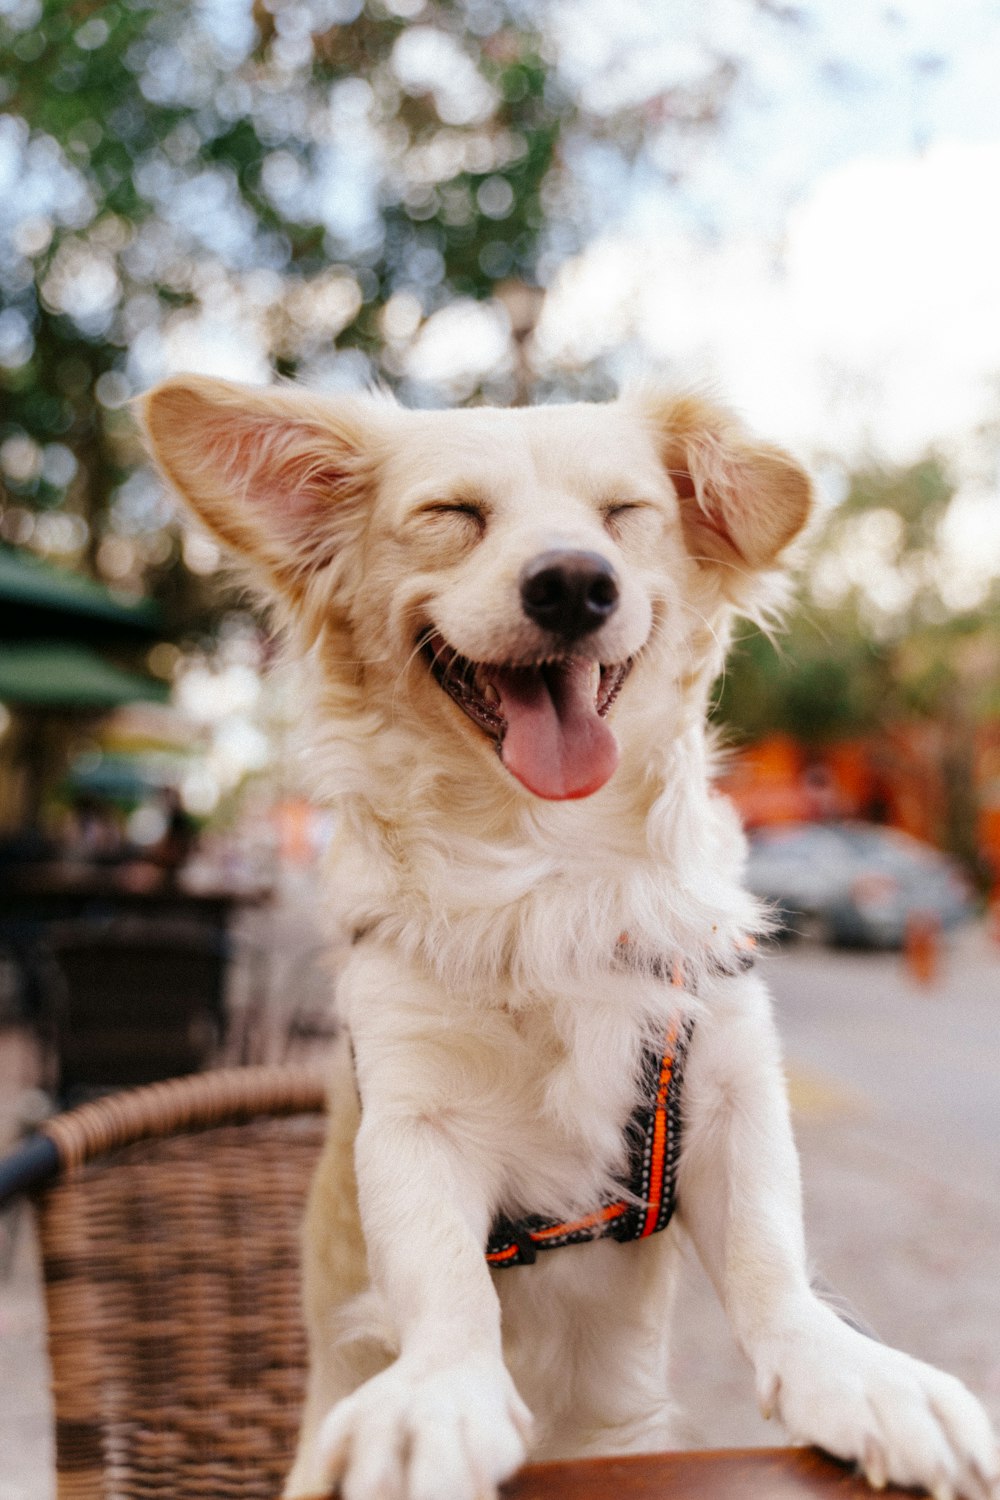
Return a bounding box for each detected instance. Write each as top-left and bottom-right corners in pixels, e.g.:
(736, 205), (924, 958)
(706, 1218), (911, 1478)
(486, 1015), (694, 1268)
(485, 938), (755, 1269)
(346, 936), (754, 1271)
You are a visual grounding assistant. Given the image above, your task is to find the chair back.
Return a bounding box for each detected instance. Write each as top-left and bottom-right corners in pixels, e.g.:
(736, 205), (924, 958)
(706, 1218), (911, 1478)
(30, 1066), (327, 1499)
(43, 919), (229, 1096)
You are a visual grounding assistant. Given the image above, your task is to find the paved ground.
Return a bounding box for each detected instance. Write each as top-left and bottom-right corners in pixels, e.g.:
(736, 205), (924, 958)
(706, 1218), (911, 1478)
(673, 925), (1000, 1446)
(1, 914), (998, 1496)
(0, 1027), (52, 1500)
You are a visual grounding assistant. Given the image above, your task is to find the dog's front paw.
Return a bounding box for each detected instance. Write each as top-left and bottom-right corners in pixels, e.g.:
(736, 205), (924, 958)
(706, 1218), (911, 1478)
(317, 1354), (533, 1500)
(757, 1308), (999, 1500)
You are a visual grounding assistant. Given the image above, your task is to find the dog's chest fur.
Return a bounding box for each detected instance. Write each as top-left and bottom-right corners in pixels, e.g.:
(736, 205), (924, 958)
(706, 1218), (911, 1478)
(338, 949), (665, 1224)
(326, 719), (754, 1225)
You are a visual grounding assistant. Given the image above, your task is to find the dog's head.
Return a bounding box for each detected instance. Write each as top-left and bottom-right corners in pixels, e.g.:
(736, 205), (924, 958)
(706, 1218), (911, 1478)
(140, 380), (811, 803)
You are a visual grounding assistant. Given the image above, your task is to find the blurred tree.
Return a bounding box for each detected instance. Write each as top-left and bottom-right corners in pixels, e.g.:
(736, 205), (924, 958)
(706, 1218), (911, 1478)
(1, 0), (749, 612)
(716, 455), (1000, 868)
(0, 0), (573, 598)
(715, 620), (890, 746)
(718, 455), (1000, 739)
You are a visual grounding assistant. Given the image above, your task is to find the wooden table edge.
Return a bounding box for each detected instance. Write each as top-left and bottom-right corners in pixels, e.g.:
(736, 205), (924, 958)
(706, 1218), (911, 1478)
(295, 1445), (919, 1499)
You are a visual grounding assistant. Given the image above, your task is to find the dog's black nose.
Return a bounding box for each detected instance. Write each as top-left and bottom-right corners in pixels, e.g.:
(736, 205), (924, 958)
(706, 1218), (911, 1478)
(519, 550), (620, 638)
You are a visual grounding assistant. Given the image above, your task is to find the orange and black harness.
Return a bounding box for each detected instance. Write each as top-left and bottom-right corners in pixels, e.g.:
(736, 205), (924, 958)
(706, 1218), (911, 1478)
(485, 941), (755, 1270)
(486, 1012), (694, 1268)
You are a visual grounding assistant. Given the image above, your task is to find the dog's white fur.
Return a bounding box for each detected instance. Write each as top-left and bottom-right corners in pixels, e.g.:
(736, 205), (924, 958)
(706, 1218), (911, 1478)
(142, 378), (998, 1500)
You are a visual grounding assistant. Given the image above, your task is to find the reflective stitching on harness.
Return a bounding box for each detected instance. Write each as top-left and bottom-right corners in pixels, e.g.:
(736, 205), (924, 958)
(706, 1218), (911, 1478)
(637, 1027), (683, 1239)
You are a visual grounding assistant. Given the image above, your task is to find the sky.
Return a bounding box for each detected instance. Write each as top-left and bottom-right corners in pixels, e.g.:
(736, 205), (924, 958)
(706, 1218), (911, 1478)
(538, 0), (1000, 478)
(111, 0), (1000, 482)
(4, 0), (1000, 511)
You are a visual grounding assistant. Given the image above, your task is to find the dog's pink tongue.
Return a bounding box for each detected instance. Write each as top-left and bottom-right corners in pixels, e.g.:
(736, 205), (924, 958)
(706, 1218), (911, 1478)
(493, 660), (619, 800)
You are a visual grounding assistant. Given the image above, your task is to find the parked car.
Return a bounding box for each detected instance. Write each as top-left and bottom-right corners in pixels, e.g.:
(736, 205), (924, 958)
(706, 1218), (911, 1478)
(745, 821), (974, 948)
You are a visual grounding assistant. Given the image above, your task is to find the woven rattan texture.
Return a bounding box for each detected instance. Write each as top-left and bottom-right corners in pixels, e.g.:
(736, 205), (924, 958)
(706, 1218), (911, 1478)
(41, 1067), (328, 1173)
(37, 1113), (326, 1500)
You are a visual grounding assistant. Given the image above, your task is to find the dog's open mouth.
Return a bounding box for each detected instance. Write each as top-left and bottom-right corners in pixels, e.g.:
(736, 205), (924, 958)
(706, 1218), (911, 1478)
(420, 630), (632, 801)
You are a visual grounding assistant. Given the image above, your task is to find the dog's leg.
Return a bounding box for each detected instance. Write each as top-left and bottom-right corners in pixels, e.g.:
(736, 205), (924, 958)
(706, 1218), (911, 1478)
(286, 1046), (390, 1498)
(499, 1235), (683, 1461)
(678, 968), (999, 1500)
(306, 948), (533, 1500)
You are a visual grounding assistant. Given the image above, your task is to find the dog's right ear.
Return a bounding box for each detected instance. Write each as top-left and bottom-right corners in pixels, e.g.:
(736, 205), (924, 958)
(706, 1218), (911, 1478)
(637, 391), (813, 576)
(138, 376), (379, 595)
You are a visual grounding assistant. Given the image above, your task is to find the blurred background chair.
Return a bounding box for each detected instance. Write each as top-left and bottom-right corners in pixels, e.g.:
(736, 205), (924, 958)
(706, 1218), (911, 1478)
(35, 918), (232, 1102)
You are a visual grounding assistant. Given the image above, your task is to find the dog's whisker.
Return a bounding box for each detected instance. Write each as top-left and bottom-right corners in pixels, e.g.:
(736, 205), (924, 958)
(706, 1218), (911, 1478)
(675, 599), (729, 661)
(685, 552), (762, 583)
(386, 637), (435, 720)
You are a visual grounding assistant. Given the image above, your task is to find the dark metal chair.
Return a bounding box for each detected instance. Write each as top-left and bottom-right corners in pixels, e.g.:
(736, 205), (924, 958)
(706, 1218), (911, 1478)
(38, 917), (230, 1100)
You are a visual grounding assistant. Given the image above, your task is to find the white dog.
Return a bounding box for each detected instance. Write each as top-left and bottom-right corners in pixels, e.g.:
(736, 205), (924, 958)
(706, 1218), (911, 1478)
(142, 378), (998, 1500)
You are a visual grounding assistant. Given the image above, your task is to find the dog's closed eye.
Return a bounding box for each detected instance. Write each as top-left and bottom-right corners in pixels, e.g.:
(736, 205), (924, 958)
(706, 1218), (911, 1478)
(601, 501), (653, 540)
(417, 500), (489, 539)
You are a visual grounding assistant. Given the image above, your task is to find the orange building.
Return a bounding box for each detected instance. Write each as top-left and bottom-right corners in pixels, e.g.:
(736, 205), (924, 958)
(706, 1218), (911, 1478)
(719, 723), (1000, 881)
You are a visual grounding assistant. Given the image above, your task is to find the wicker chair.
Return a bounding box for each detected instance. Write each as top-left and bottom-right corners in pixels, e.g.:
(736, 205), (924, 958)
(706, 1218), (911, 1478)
(0, 1069), (881, 1500)
(0, 1065), (327, 1500)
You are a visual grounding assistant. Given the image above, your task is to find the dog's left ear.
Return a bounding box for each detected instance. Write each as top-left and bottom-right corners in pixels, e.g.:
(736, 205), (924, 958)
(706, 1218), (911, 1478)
(138, 375), (379, 598)
(640, 392), (813, 570)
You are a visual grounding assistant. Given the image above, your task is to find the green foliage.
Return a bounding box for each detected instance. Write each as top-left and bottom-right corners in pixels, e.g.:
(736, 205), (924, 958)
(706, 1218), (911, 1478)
(0, 0), (594, 597)
(716, 455), (1000, 744)
(716, 621), (892, 745)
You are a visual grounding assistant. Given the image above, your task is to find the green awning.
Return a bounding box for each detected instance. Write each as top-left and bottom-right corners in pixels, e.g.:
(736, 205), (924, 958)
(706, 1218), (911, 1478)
(0, 642), (169, 710)
(0, 547), (161, 638)
(68, 750), (184, 799)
